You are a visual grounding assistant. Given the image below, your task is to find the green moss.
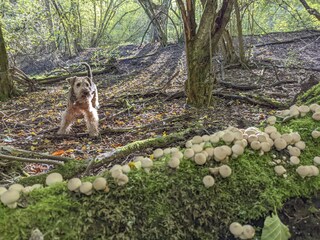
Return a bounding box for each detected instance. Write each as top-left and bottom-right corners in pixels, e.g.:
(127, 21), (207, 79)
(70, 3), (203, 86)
(1, 115), (320, 239)
(297, 82), (320, 105)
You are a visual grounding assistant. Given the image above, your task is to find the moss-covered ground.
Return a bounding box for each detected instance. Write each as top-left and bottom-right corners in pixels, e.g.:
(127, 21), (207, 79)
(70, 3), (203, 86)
(0, 113), (320, 240)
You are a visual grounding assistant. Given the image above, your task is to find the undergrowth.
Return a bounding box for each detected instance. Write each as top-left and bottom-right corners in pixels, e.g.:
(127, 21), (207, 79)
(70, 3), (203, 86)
(0, 113), (319, 240)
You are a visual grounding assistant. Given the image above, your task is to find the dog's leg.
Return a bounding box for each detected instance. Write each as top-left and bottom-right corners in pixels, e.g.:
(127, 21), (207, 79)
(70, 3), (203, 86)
(84, 109), (99, 137)
(57, 110), (76, 135)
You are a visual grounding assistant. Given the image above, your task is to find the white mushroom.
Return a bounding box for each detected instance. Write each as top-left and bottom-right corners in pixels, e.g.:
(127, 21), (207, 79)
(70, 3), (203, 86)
(192, 135), (203, 144)
(0, 190), (20, 208)
(270, 131), (281, 140)
(296, 166), (310, 178)
(222, 131), (235, 145)
(264, 126), (277, 135)
(209, 134), (220, 144)
(240, 225), (255, 239)
(247, 135), (258, 143)
(310, 103), (320, 112)
(116, 174), (129, 186)
(80, 182), (93, 195)
(298, 105), (310, 117)
(214, 147), (227, 162)
(191, 144), (203, 153)
(194, 153), (207, 165)
(184, 149), (195, 159)
(311, 130), (320, 139)
(141, 158), (153, 173)
(229, 222), (243, 237)
(172, 151), (183, 160)
(289, 105), (300, 118)
(219, 165), (232, 178)
(31, 184), (43, 190)
(168, 157), (180, 169)
(310, 166), (319, 176)
(261, 142), (271, 152)
(8, 184), (24, 192)
(281, 134), (293, 145)
(274, 138), (287, 151)
(163, 148), (172, 154)
(111, 169), (123, 179)
(295, 141), (306, 150)
(202, 175), (215, 188)
(0, 187), (7, 196)
(185, 140), (193, 148)
(312, 112), (320, 121)
(209, 167), (220, 176)
(93, 177), (107, 191)
(314, 156), (320, 165)
(289, 156), (300, 165)
(67, 178), (82, 192)
(204, 147), (214, 158)
(22, 186), (33, 194)
(274, 166), (286, 176)
(153, 149), (164, 159)
(288, 146), (301, 157)
(250, 141), (261, 150)
(122, 164), (131, 174)
(232, 144), (244, 158)
(221, 145), (232, 156)
(202, 135), (210, 142)
(46, 173), (63, 186)
(290, 132), (301, 143)
(267, 116), (277, 125)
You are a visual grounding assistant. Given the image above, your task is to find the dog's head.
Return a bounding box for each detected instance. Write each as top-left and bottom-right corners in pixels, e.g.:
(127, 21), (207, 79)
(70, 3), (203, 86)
(67, 76), (94, 103)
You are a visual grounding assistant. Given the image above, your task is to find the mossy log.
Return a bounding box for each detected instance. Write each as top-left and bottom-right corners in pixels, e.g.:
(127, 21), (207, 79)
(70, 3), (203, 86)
(296, 82), (320, 105)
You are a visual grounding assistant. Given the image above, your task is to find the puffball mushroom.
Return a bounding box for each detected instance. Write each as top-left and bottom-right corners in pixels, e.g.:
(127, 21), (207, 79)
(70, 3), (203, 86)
(260, 142), (271, 152)
(214, 147), (228, 162)
(289, 105), (300, 118)
(168, 157), (180, 169)
(310, 166), (319, 176)
(141, 158), (153, 173)
(31, 184), (43, 190)
(172, 151), (183, 160)
(290, 132), (301, 143)
(116, 174), (129, 186)
(202, 175), (215, 188)
(298, 105), (310, 117)
(274, 166), (286, 176)
(310, 103), (320, 112)
(202, 135), (210, 142)
(290, 156), (300, 165)
(80, 182), (93, 195)
(295, 141), (306, 150)
(67, 178), (82, 192)
(0, 187), (7, 196)
(312, 130), (320, 139)
(22, 186), (33, 194)
(184, 149), (195, 159)
(46, 173), (63, 186)
(1, 190), (20, 208)
(209, 134), (220, 144)
(153, 148), (164, 159)
(314, 156), (320, 165)
(219, 165), (232, 178)
(93, 177), (107, 191)
(231, 144), (244, 158)
(222, 131), (235, 145)
(163, 148), (172, 154)
(8, 184), (24, 192)
(240, 225), (255, 239)
(296, 166), (310, 178)
(185, 140), (193, 148)
(247, 135), (258, 143)
(270, 131), (281, 140)
(274, 138), (287, 151)
(288, 146), (301, 157)
(281, 134), (293, 145)
(122, 164), (131, 174)
(267, 116), (277, 125)
(204, 147), (214, 158)
(264, 126), (277, 135)
(229, 222), (243, 237)
(191, 144), (203, 153)
(192, 135), (203, 144)
(194, 153), (207, 165)
(312, 112), (320, 121)
(209, 167), (220, 176)
(250, 141), (261, 150)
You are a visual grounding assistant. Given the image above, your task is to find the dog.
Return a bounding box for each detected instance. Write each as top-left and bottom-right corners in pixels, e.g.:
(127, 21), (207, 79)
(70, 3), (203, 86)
(57, 63), (99, 137)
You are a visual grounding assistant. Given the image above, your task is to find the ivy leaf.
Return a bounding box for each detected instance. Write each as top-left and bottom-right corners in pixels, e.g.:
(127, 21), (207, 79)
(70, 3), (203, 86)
(261, 212), (291, 240)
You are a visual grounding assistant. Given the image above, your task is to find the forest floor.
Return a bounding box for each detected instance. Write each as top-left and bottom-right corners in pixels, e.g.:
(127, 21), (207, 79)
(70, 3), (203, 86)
(1, 30), (320, 239)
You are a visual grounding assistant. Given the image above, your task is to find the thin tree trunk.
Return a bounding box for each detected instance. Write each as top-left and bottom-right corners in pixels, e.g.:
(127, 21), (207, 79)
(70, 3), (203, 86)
(234, 0), (246, 63)
(0, 23), (15, 101)
(299, 0), (320, 21)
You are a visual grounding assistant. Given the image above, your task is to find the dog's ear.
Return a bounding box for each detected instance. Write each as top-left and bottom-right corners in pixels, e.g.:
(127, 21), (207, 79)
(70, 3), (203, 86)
(66, 76), (77, 86)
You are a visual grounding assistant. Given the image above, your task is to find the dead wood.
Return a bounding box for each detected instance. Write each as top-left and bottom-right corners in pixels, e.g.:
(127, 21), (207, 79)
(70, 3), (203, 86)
(84, 127), (193, 175)
(9, 66), (39, 91)
(0, 154), (64, 166)
(254, 33), (320, 47)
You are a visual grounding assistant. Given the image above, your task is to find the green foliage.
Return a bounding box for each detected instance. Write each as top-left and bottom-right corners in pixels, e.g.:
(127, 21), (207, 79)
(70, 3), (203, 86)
(297, 82), (320, 105)
(261, 211), (291, 240)
(0, 112), (320, 239)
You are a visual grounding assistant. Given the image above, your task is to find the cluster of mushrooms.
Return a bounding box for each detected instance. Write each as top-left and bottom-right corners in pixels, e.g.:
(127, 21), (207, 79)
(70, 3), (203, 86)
(229, 222), (255, 239)
(0, 104), (320, 239)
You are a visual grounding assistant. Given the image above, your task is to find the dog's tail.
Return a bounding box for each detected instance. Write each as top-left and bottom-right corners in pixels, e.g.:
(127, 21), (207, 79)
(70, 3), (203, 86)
(81, 62), (93, 81)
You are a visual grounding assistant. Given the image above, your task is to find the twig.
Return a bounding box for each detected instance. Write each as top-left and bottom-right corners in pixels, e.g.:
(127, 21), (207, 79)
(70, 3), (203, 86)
(0, 154), (64, 166)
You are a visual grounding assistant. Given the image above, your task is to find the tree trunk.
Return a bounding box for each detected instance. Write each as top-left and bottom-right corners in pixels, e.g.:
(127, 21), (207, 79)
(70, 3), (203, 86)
(234, 0), (246, 63)
(0, 23), (15, 101)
